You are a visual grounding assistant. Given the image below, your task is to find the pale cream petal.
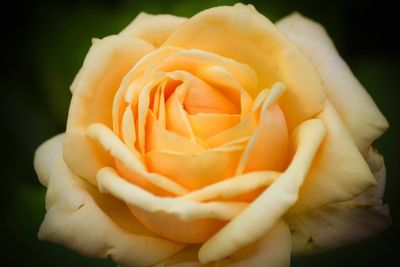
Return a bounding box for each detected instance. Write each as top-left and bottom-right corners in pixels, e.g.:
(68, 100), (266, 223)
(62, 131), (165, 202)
(87, 123), (188, 196)
(34, 134), (64, 187)
(291, 102), (377, 213)
(164, 4), (326, 130)
(198, 119), (326, 263)
(65, 35), (154, 184)
(276, 13), (388, 151)
(181, 171), (280, 202)
(156, 220), (291, 267)
(286, 148), (390, 254)
(97, 167), (248, 243)
(145, 146), (243, 191)
(120, 12), (187, 47)
(38, 154), (184, 267)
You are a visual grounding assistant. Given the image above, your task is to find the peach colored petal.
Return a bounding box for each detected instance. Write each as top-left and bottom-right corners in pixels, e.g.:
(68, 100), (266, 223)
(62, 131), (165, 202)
(120, 12), (187, 47)
(145, 146), (243, 191)
(181, 171), (280, 202)
(147, 111), (206, 153)
(291, 102), (377, 213)
(112, 47), (180, 134)
(206, 115), (257, 148)
(196, 65), (253, 119)
(189, 113), (241, 139)
(64, 35), (154, 184)
(168, 71), (240, 115)
(236, 83), (288, 174)
(97, 167), (248, 243)
(154, 49), (258, 97)
(121, 105), (137, 152)
(35, 136), (184, 267)
(165, 83), (196, 140)
(87, 123), (188, 196)
(198, 119), (325, 263)
(164, 4), (325, 131)
(277, 13), (388, 151)
(156, 220), (291, 267)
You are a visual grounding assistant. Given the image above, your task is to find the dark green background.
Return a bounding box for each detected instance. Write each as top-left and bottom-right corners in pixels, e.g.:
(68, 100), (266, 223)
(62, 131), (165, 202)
(1, 0), (399, 266)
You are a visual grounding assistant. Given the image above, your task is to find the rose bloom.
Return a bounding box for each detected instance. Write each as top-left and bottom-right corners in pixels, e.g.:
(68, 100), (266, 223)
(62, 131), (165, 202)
(34, 4), (390, 267)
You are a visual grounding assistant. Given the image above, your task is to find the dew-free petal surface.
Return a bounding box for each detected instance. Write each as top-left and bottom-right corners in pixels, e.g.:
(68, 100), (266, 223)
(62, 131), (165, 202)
(164, 4), (325, 130)
(97, 167), (248, 243)
(155, 220), (291, 267)
(87, 123), (188, 196)
(120, 12), (187, 47)
(276, 13), (388, 151)
(198, 119), (325, 263)
(34, 133), (64, 187)
(35, 136), (184, 267)
(291, 102), (377, 213)
(64, 35), (154, 184)
(286, 147), (390, 254)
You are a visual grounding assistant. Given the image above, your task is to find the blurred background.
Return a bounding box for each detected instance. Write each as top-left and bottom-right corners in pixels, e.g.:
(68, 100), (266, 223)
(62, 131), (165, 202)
(1, 0), (398, 266)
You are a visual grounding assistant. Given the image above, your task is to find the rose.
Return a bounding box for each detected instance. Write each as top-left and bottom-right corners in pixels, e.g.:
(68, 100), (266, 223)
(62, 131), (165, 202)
(34, 4), (390, 267)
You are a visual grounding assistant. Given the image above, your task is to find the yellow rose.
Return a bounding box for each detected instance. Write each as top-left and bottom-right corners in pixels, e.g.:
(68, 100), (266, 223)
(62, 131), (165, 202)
(34, 4), (390, 267)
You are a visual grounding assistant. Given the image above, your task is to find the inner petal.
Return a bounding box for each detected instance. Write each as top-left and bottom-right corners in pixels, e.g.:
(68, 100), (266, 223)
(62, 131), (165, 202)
(144, 146), (244, 191)
(167, 71), (240, 115)
(146, 111), (206, 154)
(189, 113), (241, 139)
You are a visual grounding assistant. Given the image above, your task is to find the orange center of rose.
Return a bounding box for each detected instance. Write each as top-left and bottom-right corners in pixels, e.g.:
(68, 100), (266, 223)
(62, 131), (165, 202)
(112, 47), (289, 200)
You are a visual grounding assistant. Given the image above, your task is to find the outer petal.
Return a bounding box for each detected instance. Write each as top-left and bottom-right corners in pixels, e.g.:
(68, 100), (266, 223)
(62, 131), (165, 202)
(120, 12), (187, 47)
(155, 220), (291, 267)
(65, 35), (154, 184)
(34, 133), (64, 187)
(36, 137), (184, 267)
(164, 4), (326, 131)
(98, 167), (248, 244)
(198, 119), (326, 263)
(286, 147), (390, 254)
(291, 102), (376, 213)
(276, 13), (388, 151)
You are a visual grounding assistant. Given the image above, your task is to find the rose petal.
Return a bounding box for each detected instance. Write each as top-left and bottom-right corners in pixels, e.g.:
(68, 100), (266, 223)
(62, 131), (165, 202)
(242, 104), (288, 173)
(196, 65), (254, 118)
(64, 35), (154, 184)
(286, 148), (390, 255)
(170, 71), (240, 115)
(181, 171), (280, 202)
(164, 3), (326, 131)
(145, 146), (243, 191)
(97, 167), (248, 243)
(276, 13), (388, 152)
(87, 123), (188, 196)
(34, 134), (64, 187)
(198, 119), (325, 263)
(235, 83), (288, 174)
(120, 12), (187, 47)
(156, 220), (291, 267)
(36, 137), (184, 267)
(291, 102), (377, 213)
(147, 111), (207, 153)
(189, 113), (241, 139)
